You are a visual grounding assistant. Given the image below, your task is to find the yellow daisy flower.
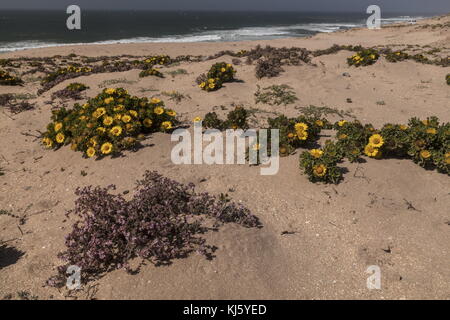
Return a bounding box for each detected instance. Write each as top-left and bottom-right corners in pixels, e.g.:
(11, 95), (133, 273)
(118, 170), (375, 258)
(96, 127), (106, 134)
(86, 147), (96, 158)
(420, 150), (431, 159)
(313, 164), (327, 177)
(364, 144), (379, 157)
(368, 134), (384, 148)
(143, 118), (153, 127)
(129, 110), (138, 117)
(166, 110), (176, 117)
(151, 98), (161, 104)
(161, 121), (173, 130)
(338, 120), (347, 127)
(294, 122), (308, 131)
(297, 130), (308, 141)
(426, 128), (437, 135)
(310, 149), (324, 158)
(193, 117), (202, 122)
(105, 88), (116, 95)
(315, 120), (324, 127)
(121, 115), (132, 123)
(154, 107), (164, 115)
(104, 97), (114, 104)
(55, 133), (65, 144)
(113, 105), (125, 112)
(42, 137), (53, 148)
(103, 116), (114, 126)
(54, 122), (63, 132)
(100, 142), (113, 155)
(110, 126), (123, 136)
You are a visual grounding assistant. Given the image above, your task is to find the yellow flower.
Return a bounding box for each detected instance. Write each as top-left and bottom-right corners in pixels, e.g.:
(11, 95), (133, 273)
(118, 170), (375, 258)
(125, 123), (134, 131)
(104, 97), (114, 104)
(338, 133), (348, 140)
(161, 121), (173, 130)
(364, 144), (379, 157)
(121, 115), (132, 123)
(399, 125), (408, 130)
(151, 98), (161, 104)
(143, 119), (153, 127)
(110, 126), (123, 136)
(113, 105), (124, 112)
(86, 147), (96, 158)
(93, 108), (106, 118)
(154, 107), (164, 115)
(54, 122), (63, 132)
(310, 149), (324, 158)
(221, 68), (226, 72)
(97, 127), (106, 134)
(426, 128), (437, 135)
(129, 110), (138, 117)
(105, 88), (116, 95)
(297, 130), (308, 141)
(193, 117), (202, 122)
(103, 116), (114, 126)
(199, 82), (206, 88)
(445, 152), (450, 164)
(315, 120), (324, 127)
(370, 54), (376, 59)
(294, 122), (308, 131)
(55, 133), (65, 144)
(82, 103), (89, 109)
(252, 143), (261, 151)
(313, 164), (327, 177)
(100, 142), (113, 155)
(227, 64), (232, 68)
(88, 138), (97, 147)
(208, 78), (215, 83)
(114, 114), (122, 121)
(166, 110), (176, 117)
(287, 132), (295, 138)
(368, 134), (384, 148)
(338, 120), (347, 127)
(42, 137), (53, 148)
(421, 119), (429, 126)
(208, 83), (215, 89)
(420, 150), (431, 159)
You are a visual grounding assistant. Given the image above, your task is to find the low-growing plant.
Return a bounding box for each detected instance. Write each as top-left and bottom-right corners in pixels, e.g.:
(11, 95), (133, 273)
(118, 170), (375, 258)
(46, 171), (260, 286)
(255, 84), (298, 106)
(197, 62), (236, 92)
(42, 65), (92, 84)
(0, 69), (23, 86)
(42, 88), (178, 158)
(202, 106), (249, 130)
(347, 49), (380, 67)
(161, 90), (191, 104)
(267, 114), (327, 156)
(167, 68), (188, 78)
(255, 58), (283, 79)
(142, 55), (171, 67)
(385, 51), (409, 63)
(139, 68), (164, 78)
(51, 82), (89, 100)
(333, 120), (375, 162)
(299, 141), (343, 184)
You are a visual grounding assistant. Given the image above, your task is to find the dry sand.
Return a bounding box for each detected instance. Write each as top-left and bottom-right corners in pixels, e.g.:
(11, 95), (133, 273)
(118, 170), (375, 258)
(0, 14), (449, 300)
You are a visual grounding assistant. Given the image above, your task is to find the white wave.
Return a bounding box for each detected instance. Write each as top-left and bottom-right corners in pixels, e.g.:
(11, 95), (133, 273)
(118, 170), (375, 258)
(0, 15), (429, 53)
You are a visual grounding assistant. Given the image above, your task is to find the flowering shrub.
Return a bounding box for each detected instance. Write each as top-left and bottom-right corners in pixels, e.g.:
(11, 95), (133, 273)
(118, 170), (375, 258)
(142, 55), (171, 67)
(299, 141), (343, 184)
(42, 88), (178, 158)
(197, 62), (236, 92)
(267, 115), (328, 156)
(446, 74), (450, 85)
(46, 171), (260, 286)
(385, 51), (409, 63)
(139, 68), (164, 78)
(202, 106), (249, 130)
(347, 49), (380, 67)
(42, 65), (92, 84)
(333, 120), (375, 162)
(0, 69), (23, 86)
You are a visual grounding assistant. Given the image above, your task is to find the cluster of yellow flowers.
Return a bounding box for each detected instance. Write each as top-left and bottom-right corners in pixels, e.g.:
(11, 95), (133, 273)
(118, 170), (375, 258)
(198, 62), (236, 92)
(294, 122), (309, 141)
(0, 68), (23, 85)
(199, 78), (221, 92)
(42, 88), (178, 158)
(348, 49), (379, 67)
(42, 65), (93, 84)
(364, 134), (384, 158)
(143, 55), (171, 66)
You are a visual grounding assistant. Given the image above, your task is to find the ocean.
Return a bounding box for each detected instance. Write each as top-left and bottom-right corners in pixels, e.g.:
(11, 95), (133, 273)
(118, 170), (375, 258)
(0, 10), (430, 53)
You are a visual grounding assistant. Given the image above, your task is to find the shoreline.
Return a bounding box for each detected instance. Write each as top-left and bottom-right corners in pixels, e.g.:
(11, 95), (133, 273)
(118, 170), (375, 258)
(1, 12), (444, 56)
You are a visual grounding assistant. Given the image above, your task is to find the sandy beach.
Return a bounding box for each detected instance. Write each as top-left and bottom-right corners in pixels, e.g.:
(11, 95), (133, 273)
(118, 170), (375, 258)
(0, 13), (449, 300)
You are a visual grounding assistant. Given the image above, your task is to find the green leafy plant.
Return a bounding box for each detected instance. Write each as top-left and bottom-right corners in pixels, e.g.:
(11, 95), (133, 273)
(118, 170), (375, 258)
(197, 62), (236, 92)
(42, 88), (178, 158)
(347, 49), (380, 67)
(0, 69), (23, 86)
(255, 84), (298, 106)
(139, 68), (164, 78)
(202, 106), (249, 130)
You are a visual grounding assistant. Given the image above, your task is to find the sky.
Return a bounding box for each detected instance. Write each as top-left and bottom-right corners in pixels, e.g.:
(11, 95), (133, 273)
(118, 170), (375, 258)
(0, 0), (449, 14)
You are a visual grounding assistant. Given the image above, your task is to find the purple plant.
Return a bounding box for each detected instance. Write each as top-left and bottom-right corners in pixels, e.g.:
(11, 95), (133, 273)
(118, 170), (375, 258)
(47, 171), (260, 287)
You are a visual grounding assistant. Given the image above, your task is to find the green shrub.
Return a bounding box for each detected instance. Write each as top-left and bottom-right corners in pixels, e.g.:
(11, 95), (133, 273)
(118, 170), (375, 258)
(139, 68), (164, 78)
(0, 69), (23, 86)
(254, 84), (298, 106)
(202, 106), (249, 130)
(347, 49), (379, 67)
(42, 88), (178, 158)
